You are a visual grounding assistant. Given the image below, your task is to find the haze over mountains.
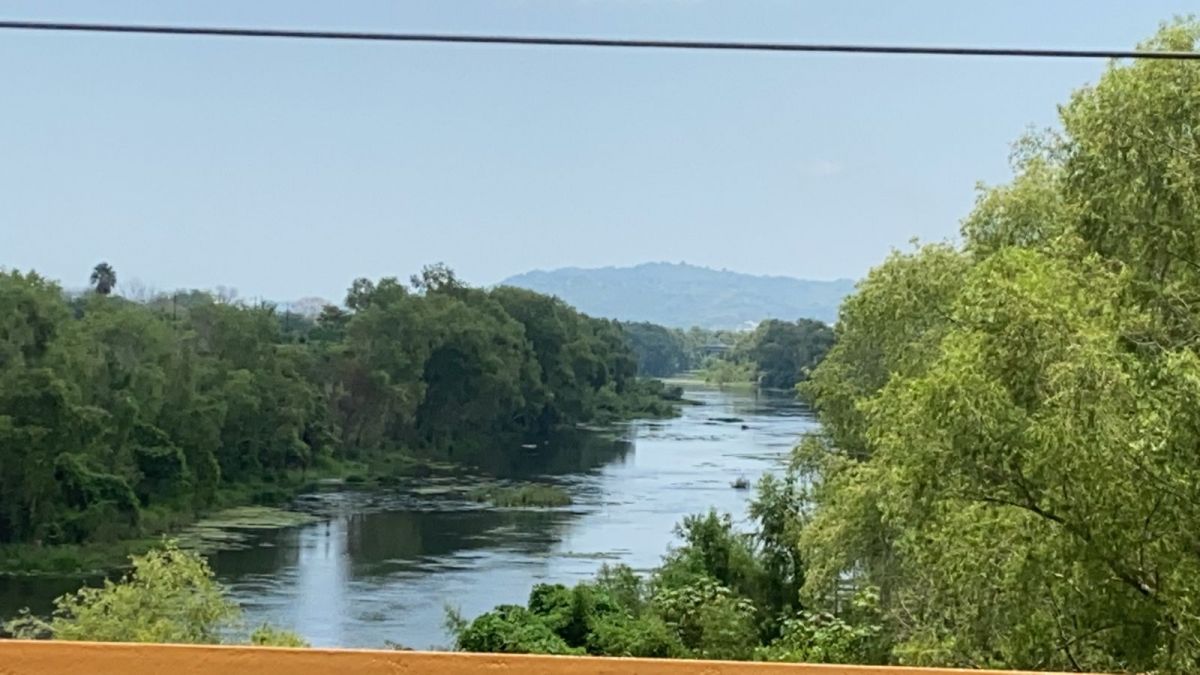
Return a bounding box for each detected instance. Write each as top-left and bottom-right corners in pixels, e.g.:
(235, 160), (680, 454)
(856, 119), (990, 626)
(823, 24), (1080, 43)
(501, 262), (855, 329)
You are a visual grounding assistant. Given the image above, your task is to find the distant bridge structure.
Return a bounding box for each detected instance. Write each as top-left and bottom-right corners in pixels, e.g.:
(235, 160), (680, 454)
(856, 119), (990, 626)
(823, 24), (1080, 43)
(699, 341), (733, 356)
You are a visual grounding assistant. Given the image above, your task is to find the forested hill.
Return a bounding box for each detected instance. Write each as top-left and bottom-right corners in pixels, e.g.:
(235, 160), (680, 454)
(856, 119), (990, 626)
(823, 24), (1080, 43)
(501, 263), (854, 329)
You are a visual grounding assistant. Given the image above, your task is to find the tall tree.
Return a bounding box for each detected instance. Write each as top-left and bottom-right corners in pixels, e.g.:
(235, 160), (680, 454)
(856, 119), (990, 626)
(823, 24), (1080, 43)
(797, 19), (1200, 672)
(89, 262), (117, 296)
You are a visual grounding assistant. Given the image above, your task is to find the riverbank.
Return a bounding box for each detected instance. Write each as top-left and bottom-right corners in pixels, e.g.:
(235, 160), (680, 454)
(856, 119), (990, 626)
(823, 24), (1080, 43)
(0, 385), (811, 646)
(0, 452), (465, 578)
(0, 389), (683, 579)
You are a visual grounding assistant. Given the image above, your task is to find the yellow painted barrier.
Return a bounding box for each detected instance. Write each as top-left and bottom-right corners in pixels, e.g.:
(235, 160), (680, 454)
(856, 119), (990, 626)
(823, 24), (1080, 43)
(0, 640), (1077, 675)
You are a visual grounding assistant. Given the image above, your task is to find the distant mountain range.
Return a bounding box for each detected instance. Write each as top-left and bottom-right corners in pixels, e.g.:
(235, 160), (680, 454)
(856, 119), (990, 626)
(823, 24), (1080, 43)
(500, 262), (855, 329)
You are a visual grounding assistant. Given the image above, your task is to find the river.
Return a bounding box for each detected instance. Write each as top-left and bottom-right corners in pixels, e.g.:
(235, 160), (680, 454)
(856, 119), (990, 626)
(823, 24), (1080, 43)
(0, 385), (816, 649)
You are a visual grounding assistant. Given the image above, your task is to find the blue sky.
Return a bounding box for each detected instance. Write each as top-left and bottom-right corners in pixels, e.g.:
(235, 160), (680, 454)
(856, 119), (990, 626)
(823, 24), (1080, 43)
(0, 1), (1194, 302)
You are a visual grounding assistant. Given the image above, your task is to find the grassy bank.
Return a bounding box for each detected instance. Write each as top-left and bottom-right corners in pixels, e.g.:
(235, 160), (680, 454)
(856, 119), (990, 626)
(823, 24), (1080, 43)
(0, 539), (162, 578)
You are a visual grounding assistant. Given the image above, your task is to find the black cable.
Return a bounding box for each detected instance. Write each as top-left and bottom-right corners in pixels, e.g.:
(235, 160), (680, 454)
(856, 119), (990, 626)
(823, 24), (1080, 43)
(2, 20), (1200, 60)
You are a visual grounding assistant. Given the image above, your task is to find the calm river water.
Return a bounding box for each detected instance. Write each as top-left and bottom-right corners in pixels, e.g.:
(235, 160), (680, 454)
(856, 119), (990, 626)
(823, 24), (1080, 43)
(0, 385), (816, 649)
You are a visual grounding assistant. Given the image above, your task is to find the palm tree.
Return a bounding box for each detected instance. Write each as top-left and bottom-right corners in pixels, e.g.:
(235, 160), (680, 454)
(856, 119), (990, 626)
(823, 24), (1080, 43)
(90, 262), (117, 296)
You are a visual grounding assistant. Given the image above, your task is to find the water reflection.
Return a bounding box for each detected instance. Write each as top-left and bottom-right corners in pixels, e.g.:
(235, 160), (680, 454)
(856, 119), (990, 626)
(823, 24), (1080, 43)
(455, 427), (634, 477)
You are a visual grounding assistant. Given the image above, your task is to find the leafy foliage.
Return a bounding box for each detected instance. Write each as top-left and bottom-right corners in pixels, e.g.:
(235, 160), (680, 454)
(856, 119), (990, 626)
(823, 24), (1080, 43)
(448, 604), (583, 655)
(450, 475), (881, 665)
(797, 19), (1200, 673)
(699, 319), (835, 390)
(89, 262), (117, 296)
(4, 543), (304, 646)
(0, 266), (677, 550)
(620, 322), (692, 377)
(741, 319), (835, 389)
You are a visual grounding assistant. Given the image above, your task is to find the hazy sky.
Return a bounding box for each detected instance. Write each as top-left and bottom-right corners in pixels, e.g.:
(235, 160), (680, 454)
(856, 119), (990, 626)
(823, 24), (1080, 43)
(0, 1), (1194, 301)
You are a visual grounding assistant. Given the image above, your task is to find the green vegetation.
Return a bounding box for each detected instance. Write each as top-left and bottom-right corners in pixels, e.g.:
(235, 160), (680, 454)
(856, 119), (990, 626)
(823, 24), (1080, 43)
(620, 322), (693, 377)
(449, 477), (885, 664)
(622, 318), (835, 389)
(739, 319), (834, 389)
(455, 20), (1200, 672)
(697, 319), (835, 390)
(171, 506), (320, 554)
(0, 263), (678, 570)
(89, 262), (116, 296)
(796, 20), (1200, 673)
(469, 484), (573, 508)
(3, 543), (305, 646)
(700, 358), (756, 388)
(0, 539), (161, 577)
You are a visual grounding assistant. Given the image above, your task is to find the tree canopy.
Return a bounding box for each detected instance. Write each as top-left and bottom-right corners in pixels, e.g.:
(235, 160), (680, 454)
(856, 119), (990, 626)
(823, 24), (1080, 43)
(0, 267), (676, 549)
(89, 262), (116, 296)
(693, 320), (835, 390)
(796, 20), (1200, 672)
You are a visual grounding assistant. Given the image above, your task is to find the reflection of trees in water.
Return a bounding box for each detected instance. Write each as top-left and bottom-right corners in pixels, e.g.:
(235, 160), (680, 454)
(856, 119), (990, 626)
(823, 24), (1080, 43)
(451, 429), (634, 478)
(729, 390), (808, 417)
(203, 427), (632, 586)
(0, 574), (100, 618)
(344, 509), (574, 578)
(209, 528), (303, 578)
(210, 507), (578, 584)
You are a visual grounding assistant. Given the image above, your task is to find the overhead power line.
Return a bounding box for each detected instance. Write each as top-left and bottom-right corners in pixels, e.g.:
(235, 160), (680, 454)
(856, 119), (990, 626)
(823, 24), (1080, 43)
(2, 20), (1200, 60)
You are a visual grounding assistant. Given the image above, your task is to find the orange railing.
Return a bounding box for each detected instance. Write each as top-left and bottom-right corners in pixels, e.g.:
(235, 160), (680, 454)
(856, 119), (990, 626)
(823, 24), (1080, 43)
(0, 640), (1076, 675)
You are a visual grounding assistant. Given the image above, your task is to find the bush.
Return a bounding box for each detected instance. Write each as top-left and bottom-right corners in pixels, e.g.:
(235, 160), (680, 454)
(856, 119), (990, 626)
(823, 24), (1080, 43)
(656, 510), (764, 605)
(588, 613), (685, 658)
(528, 582), (621, 649)
(449, 605), (583, 655)
(592, 564), (648, 615)
(4, 543), (305, 647)
(22, 543), (240, 644)
(754, 612), (883, 665)
(653, 577), (759, 661)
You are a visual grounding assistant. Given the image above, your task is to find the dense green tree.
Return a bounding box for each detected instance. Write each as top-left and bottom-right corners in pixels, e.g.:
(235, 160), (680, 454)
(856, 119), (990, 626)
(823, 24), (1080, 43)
(621, 322), (690, 377)
(489, 287), (587, 427)
(795, 20), (1200, 672)
(800, 243), (969, 456)
(0, 265), (675, 549)
(89, 262), (117, 296)
(741, 319), (834, 390)
(413, 291), (535, 443)
(694, 319), (835, 391)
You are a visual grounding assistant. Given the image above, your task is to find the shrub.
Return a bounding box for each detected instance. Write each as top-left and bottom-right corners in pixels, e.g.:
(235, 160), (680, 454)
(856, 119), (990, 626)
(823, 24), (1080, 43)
(448, 605), (583, 655)
(4, 543), (305, 647)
